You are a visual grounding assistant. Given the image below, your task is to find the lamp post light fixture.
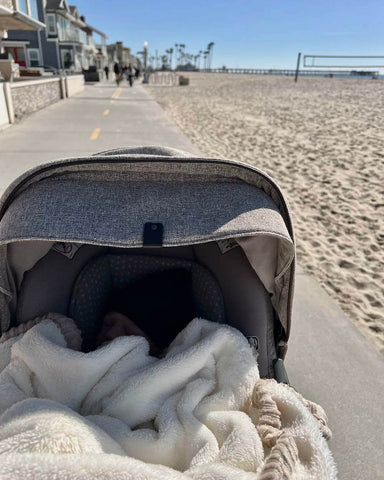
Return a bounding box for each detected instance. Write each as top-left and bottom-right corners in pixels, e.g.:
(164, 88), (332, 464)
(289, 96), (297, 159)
(142, 40), (149, 84)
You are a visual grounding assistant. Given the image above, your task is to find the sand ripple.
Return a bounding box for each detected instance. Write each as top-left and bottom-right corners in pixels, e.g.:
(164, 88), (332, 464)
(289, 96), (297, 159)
(147, 73), (384, 353)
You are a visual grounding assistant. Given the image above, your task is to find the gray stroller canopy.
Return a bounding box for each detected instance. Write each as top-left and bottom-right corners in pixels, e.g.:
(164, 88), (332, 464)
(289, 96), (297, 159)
(0, 146), (295, 363)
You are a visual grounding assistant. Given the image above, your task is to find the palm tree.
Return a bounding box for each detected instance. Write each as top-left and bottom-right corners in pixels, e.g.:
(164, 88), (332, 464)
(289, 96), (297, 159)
(161, 55), (168, 70)
(204, 50), (209, 70)
(179, 44), (186, 66)
(199, 50), (204, 70)
(207, 42), (215, 69)
(165, 48), (173, 69)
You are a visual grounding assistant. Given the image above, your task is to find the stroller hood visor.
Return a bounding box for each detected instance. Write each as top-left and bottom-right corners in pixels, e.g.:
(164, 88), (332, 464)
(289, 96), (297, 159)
(0, 154), (295, 345)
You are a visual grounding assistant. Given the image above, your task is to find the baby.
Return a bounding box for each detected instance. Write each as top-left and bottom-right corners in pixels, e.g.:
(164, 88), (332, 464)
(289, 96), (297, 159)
(96, 311), (160, 356)
(0, 270), (194, 358)
(94, 268), (195, 356)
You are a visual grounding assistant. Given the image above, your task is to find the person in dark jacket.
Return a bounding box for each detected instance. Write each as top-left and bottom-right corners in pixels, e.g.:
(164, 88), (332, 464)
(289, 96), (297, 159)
(104, 65), (109, 80)
(113, 62), (122, 85)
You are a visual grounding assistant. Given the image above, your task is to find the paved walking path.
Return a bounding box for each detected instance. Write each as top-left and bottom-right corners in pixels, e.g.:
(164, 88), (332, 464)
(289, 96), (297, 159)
(1, 81), (383, 479)
(0, 81), (199, 195)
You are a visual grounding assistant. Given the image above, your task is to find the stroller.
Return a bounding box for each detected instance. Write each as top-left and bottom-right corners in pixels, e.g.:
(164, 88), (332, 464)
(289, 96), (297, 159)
(0, 146), (295, 380)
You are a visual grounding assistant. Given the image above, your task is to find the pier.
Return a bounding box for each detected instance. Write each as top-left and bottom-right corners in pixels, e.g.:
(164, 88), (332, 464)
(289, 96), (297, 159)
(196, 68), (379, 77)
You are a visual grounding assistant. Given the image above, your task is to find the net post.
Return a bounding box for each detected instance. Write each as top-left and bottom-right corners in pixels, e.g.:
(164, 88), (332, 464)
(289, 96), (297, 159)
(294, 52), (301, 82)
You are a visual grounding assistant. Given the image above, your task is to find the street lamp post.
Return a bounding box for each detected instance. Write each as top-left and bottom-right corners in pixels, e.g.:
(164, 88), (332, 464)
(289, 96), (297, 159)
(142, 41), (149, 84)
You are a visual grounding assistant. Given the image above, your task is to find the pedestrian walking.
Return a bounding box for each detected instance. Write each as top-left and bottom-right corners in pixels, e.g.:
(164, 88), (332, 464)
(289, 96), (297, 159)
(126, 63), (135, 87)
(104, 65), (109, 80)
(113, 62), (122, 85)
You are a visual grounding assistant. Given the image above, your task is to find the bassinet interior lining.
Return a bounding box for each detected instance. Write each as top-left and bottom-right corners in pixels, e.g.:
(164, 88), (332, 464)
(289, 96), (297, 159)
(8, 240), (277, 377)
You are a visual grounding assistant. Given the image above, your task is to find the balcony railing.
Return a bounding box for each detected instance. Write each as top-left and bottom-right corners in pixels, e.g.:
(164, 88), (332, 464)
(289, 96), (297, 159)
(58, 30), (79, 42)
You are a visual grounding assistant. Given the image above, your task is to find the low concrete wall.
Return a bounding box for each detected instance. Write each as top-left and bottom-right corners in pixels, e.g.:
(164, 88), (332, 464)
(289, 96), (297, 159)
(148, 72), (179, 86)
(0, 84), (9, 127)
(65, 75), (85, 97)
(2, 74), (85, 124)
(10, 78), (62, 121)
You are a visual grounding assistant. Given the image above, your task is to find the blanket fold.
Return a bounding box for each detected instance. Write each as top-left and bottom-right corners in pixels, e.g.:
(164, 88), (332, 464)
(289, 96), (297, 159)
(0, 316), (337, 479)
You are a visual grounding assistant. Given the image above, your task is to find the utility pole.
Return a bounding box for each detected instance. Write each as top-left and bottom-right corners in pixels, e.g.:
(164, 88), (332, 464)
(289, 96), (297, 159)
(142, 41), (148, 83)
(294, 52), (301, 82)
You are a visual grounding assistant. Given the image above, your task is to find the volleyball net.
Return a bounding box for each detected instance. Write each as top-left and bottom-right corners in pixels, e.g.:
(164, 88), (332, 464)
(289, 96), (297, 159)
(294, 53), (384, 81)
(303, 55), (384, 69)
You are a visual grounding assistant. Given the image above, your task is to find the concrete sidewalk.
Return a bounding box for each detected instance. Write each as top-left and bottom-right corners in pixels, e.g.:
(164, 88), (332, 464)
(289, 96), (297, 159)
(1, 81), (383, 479)
(0, 81), (199, 195)
(287, 266), (383, 480)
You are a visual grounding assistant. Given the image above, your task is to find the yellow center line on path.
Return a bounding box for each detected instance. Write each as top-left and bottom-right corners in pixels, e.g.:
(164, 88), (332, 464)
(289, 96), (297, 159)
(103, 109), (110, 116)
(90, 128), (101, 140)
(111, 87), (122, 99)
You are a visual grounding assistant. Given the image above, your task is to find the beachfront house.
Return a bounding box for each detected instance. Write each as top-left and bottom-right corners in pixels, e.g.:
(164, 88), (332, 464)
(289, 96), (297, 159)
(86, 23), (107, 71)
(5, 0), (107, 72)
(107, 41), (138, 69)
(0, 0), (45, 78)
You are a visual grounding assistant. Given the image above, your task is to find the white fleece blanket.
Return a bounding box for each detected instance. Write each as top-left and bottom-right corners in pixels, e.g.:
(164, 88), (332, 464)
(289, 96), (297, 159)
(0, 316), (337, 479)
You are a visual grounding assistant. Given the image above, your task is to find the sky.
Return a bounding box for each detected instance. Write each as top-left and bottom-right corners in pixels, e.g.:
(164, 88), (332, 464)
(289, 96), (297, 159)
(75, 0), (384, 70)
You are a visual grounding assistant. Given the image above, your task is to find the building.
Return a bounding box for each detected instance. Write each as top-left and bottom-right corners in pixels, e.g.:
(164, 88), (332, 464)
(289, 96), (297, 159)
(86, 23), (107, 70)
(0, 0), (45, 73)
(5, 0), (106, 71)
(107, 41), (138, 69)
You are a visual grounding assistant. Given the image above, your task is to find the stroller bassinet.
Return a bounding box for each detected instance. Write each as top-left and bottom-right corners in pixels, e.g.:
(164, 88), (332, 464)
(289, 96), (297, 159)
(0, 146), (295, 378)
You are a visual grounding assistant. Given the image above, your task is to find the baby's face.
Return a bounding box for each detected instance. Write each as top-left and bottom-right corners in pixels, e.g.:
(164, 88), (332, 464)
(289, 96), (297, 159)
(96, 312), (147, 347)
(96, 312), (160, 356)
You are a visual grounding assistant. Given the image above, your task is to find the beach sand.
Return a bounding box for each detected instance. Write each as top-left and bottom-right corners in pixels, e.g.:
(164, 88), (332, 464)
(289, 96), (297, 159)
(146, 73), (384, 353)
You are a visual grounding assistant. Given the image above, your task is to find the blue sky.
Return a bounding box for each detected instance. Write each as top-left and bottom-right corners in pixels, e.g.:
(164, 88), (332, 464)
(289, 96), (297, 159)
(75, 0), (384, 69)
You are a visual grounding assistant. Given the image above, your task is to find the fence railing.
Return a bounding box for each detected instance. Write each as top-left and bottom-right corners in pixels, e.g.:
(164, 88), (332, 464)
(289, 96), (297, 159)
(148, 72), (179, 85)
(199, 68), (380, 77)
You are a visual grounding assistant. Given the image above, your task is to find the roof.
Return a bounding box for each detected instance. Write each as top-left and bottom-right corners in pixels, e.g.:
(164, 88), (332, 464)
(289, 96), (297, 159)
(46, 0), (63, 9)
(69, 5), (81, 19)
(45, 1), (106, 36)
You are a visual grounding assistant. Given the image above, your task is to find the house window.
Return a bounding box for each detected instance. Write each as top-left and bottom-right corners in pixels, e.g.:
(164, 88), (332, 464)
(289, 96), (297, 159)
(46, 14), (57, 35)
(70, 24), (79, 42)
(79, 29), (87, 44)
(18, 0), (28, 15)
(16, 0), (38, 19)
(58, 16), (69, 41)
(28, 48), (40, 67)
(29, 0), (39, 20)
